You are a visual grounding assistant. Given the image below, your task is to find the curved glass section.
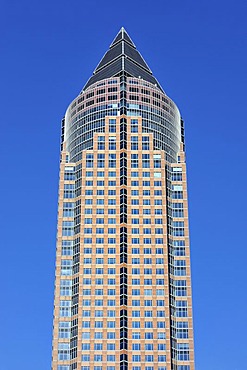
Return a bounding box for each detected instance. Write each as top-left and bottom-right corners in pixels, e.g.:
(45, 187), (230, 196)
(64, 77), (181, 163)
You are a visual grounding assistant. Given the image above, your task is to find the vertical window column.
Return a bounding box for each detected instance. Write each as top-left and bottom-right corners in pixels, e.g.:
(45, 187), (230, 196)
(119, 116), (128, 370)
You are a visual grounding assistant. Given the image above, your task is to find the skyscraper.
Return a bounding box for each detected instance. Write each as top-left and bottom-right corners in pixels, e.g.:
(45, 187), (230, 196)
(52, 28), (195, 370)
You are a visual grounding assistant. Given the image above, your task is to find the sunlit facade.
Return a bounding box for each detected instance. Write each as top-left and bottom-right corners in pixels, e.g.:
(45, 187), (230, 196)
(52, 28), (195, 370)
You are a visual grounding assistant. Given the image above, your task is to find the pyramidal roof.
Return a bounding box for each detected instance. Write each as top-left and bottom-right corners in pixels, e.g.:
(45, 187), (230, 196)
(83, 27), (163, 91)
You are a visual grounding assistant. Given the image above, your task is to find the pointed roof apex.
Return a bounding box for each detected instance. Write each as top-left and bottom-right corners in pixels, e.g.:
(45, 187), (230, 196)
(110, 27), (136, 48)
(83, 28), (163, 92)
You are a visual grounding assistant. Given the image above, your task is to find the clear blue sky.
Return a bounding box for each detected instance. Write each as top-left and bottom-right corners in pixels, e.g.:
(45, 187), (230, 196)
(1, 0), (246, 369)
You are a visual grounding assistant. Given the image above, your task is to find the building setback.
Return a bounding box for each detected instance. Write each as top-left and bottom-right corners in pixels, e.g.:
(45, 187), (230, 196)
(52, 27), (195, 370)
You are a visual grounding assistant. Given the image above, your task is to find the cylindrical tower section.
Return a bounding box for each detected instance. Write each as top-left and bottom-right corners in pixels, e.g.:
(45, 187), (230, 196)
(64, 76), (181, 163)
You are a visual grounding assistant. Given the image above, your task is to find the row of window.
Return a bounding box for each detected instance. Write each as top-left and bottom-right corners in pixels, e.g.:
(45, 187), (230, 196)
(83, 170), (162, 178)
(79, 367), (169, 370)
(84, 199), (162, 208)
(81, 310), (166, 318)
(83, 237), (164, 245)
(83, 180), (163, 187)
(68, 197), (164, 204)
(83, 227), (163, 233)
(80, 354), (167, 362)
(58, 362), (188, 369)
(80, 321), (166, 329)
(81, 247), (165, 254)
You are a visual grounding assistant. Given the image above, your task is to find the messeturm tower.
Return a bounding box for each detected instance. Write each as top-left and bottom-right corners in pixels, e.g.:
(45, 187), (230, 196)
(52, 28), (195, 370)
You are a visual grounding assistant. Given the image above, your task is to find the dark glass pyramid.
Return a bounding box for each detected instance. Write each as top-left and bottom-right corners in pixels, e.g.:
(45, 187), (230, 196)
(83, 27), (163, 91)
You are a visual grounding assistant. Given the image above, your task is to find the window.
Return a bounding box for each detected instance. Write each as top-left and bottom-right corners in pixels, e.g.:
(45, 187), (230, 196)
(132, 300), (140, 306)
(132, 228), (139, 234)
(131, 171), (139, 177)
(156, 238), (163, 244)
(81, 354), (90, 361)
(94, 355), (103, 362)
(175, 300), (188, 317)
(108, 209), (116, 214)
(132, 238), (140, 244)
(132, 321), (140, 328)
(82, 321), (90, 328)
(132, 332), (141, 339)
(64, 184), (75, 198)
(60, 280), (72, 296)
(94, 332), (102, 339)
(132, 343), (141, 350)
(107, 310), (115, 317)
(142, 200), (150, 206)
(109, 137), (116, 150)
(58, 343), (70, 360)
(131, 190), (139, 196)
(63, 202), (74, 217)
(131, 136), (138, 150)
(131, 119), (138, 133)
(61, 260), (72, 276)
(156, 279), (164, 286)
(155, 228), (163, 234)
(143, 190), (150, 196)
(107, 332), (115, 339)
(131, 180), (139, 186)
(109, 171), (116, 177)
(58, 322), (71, 339)
(96, 268), (103, 274)
(132, 278), (140, 285)
(94, 343), (103, 350)
(157, 321), (166, 328)
(157, 300), (165, 306)
(61, 240), (73, 256)
(108, 278), (115, 285)
(132, 258), (140, 264)
(107, 320), (115, 327)
(132, 311), (140, 318)
(95, 321), (103, 328)
(82, 343), (90, 350)
(158, 355), (166, 362)
(96, 238), (104, 244)
(132, 355), (141, 362)
(142, 136), (150, 150)
(107, 355), (115, 361)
